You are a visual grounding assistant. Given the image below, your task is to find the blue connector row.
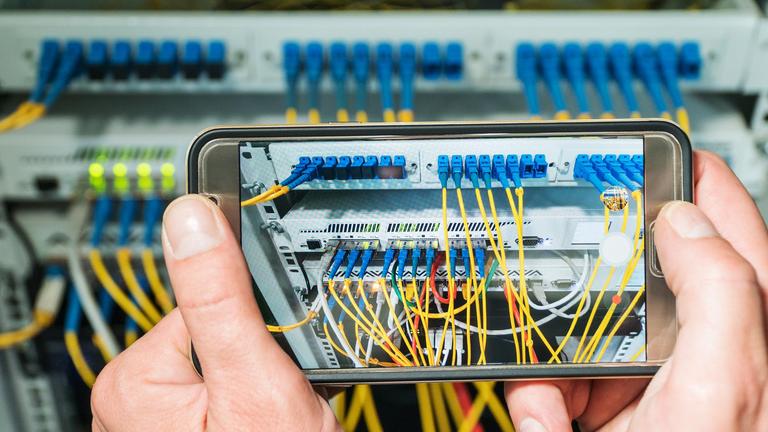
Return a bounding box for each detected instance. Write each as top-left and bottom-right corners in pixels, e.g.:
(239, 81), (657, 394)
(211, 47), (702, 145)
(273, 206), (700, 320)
(438, 153), (548, 188)
(515, 41), (701, 116)
(282, 41), (463, 82)
(76, 39), (226, 81)
(291, 154), (407, 182)
(573, 153), (644, 192)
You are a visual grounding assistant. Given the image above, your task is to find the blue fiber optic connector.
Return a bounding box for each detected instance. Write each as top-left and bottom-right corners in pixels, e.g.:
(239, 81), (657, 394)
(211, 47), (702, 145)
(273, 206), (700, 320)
(562, 42), (590, 116)
(585, 42), (614, 116)
(515, 43), (540, 116)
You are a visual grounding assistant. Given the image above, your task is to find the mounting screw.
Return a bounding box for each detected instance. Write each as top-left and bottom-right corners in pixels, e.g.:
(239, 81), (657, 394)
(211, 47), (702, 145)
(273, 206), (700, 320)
(260, 221), (284, 233)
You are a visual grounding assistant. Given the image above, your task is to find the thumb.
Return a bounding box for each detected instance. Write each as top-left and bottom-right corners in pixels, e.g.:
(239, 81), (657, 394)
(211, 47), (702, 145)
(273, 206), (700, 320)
(161, 195), (302, 390)
(654, 201), (765, 384)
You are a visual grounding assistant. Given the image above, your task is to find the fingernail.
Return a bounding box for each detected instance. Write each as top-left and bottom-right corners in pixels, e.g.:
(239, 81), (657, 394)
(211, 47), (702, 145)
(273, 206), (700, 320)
(163, 196), (224, 259)
(660, 201), (718, 239)
(518, 418), (548, 432)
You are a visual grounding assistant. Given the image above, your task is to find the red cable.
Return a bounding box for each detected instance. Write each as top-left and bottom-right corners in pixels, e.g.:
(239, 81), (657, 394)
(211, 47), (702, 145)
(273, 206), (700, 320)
(430, 254), (452, 304)
(453, 382), (485, 432)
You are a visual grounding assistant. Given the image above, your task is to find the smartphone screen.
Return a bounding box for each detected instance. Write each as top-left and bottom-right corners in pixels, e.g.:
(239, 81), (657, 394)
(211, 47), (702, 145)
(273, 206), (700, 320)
(238, 135), (646, 370)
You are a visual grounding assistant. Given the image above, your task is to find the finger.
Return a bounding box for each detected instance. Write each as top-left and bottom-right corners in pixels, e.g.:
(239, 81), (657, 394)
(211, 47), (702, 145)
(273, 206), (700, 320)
(693, 151), (768, 290)
(91, 310), (207, 431)
(654, 201), (767, 399)
(504, 380), (589, 432)
(161, 195), (301, 388)
(575, 378), (649, 431)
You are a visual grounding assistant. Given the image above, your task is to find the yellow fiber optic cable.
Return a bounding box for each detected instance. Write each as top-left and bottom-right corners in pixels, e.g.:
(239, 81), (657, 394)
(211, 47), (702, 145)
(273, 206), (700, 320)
(357, 280), (412, 365)
(574, 197), (631, 360)
(141, 249), (175, 315)
(577, 112), (592, 120)
(593, 284), (646, 363)
(344, 386), (366, 430)
(64, 332), (96, 388)
(478, 188), (521, 363)
(343, 385), (383, 432)
(267, 311), (317, 333)
(409, 278), (436, 366)
(360, 386), (384, 432)
(629, 345), (646, 362)
(124, 329), (139, 347)
(346, 280), (413, 365)
(116, 248), (163, 324)
(0, 102), (32, 130)
(441, 383), (467, 428)
(324, 323), (364, 365)
(578, 192), (643, 362)
(0, 305), (57, 348)
(91, 335), (114, 362)
(455, 188), (479, 363)
(333, 391), (347, 423)
(308, 108), (321, 125)
(458, 383), (490, 432)
(474, 383), (514, 432)
(335, 281), (412, 365)
(240, 185), (290, 207)
(435, 187), (458, 366)
(395, 280), (427, 366)
(356, 111), (368, 122)
(88, 249), (153, 333)
(600, 112), (615, 119)
(579, 245), (644, 363)
(285, 107), (298, 124)
(573, 266), (617, 361)
(422, 275), (436, 366)
(547, 255), (603, 363)
(0, 314), (53, 348)
(511, 188), (532, 362)
(676, 107), (690, 135)
(630, 111), (642, 119)
(429, 384), (451, 432)
(336, 109), (350, 123)
(416, 383), (437, 432)
(554, 110), (571, 120)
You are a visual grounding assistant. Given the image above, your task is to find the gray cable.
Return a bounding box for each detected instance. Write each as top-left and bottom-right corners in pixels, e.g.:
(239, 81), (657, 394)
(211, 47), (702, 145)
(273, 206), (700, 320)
(67, 246), (120, 357)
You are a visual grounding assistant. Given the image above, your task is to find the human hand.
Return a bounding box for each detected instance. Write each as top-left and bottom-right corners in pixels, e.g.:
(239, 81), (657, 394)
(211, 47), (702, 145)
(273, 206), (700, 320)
(505, 151), (768, 431)
(90, 195), (340, 431)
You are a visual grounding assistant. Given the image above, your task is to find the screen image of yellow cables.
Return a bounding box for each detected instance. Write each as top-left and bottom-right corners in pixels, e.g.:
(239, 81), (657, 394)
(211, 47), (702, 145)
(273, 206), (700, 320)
(240, 146), (648, 369)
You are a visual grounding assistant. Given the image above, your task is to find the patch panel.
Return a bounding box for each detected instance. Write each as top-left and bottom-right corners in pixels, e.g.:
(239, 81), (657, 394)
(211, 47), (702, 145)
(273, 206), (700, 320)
(71, 38), (227, 82)
(0, 11), (759, 94)
(515, 41), (700, 118)
(257, 137), (640, 192)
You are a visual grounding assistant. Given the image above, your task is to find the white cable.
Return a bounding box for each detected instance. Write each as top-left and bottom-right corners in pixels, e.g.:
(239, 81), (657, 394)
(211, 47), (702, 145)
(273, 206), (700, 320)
(317, 251), (364, 368)
(433, 279), (592, 336)
(528, 252), (592, 318)
(67, 246), (120, 357)
(364, 294), (383, 363)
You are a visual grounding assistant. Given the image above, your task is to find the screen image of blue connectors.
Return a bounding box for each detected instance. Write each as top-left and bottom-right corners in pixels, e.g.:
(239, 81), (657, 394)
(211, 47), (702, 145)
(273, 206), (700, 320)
(287, 154), (408, 187)
(573, 153), (643, 193)
(438, 153), (547, 188)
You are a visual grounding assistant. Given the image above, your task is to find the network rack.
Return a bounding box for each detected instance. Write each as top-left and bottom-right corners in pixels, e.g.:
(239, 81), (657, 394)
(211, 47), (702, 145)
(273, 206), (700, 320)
(238, 134), (646, 370)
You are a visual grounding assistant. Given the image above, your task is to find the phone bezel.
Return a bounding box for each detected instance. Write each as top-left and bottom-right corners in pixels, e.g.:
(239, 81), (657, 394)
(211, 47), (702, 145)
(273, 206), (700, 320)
(188, 119), (691, 384)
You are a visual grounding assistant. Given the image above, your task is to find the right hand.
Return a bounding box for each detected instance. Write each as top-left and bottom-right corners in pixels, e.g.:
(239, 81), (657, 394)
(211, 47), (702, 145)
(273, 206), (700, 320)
(505, 151), (768, 431)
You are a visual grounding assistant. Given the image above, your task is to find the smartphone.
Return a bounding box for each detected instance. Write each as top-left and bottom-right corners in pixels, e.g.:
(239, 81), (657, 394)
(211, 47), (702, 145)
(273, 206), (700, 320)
(189, 120), (690, 384)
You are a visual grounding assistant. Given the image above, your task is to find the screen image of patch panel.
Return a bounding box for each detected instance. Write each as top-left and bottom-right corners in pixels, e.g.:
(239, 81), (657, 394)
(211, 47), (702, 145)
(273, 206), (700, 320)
(239, 136), (646, 370)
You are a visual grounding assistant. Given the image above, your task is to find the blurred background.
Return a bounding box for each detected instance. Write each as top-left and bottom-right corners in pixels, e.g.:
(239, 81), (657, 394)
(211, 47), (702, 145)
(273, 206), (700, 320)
(0, 1), (767, 431)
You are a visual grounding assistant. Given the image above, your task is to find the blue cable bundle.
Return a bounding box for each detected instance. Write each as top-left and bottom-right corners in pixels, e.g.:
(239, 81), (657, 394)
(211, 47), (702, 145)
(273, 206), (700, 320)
(352, 42), (370, 122)
(608, 43), (640, 118)
(562, 43), (590, 118)
(330, 42), (350, 122)
(585, 43), (614, 118)
(633, 43), (670, 119)
(515, 43), (541, 118)
(538, 43), (570, 120)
